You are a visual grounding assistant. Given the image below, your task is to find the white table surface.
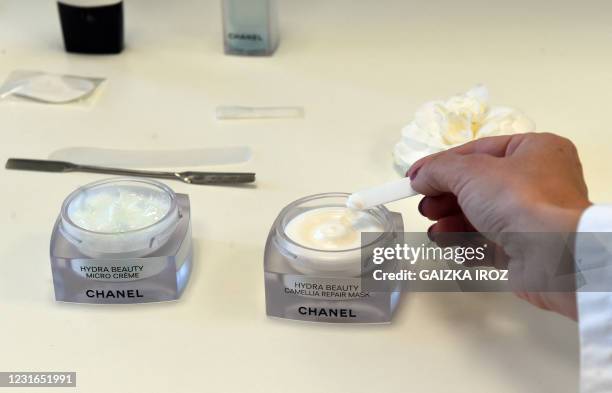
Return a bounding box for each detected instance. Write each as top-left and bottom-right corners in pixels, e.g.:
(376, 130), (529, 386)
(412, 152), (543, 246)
(2, 0), (612, 391)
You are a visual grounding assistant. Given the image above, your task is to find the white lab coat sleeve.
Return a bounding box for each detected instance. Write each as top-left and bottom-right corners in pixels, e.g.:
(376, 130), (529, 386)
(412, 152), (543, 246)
(576, 205), (612, 393)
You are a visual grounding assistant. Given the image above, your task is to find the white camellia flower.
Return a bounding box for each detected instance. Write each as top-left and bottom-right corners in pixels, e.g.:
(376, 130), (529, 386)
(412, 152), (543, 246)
(393, 85), (535, 174)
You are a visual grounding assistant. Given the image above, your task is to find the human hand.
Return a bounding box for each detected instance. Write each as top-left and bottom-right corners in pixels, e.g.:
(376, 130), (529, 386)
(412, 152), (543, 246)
(407, 133), (592, 320)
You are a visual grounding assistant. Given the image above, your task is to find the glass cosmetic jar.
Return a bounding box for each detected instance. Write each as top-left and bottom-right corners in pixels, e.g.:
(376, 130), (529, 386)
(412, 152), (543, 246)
(50, 178), (192, 304)
(264, 193), (404, 323)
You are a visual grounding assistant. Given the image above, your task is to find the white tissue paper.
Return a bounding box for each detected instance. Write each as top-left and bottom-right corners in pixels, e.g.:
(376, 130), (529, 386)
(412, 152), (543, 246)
(393, 85), (535, 175)
(0, 70), (105, 105)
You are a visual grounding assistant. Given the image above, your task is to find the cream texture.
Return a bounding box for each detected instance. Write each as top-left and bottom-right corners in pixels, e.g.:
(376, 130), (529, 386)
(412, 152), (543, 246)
(67, 184), (172, 233)
(393, 85), (535, 172)
(285, 207), (384, 251)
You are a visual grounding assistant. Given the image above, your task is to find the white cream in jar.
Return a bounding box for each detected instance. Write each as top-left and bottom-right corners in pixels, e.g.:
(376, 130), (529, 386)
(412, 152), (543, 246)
(66, 183), (172, 233)
(285, 207), (384, 251)
(59, 178), (180, 257)
(275, 195), (393, 277)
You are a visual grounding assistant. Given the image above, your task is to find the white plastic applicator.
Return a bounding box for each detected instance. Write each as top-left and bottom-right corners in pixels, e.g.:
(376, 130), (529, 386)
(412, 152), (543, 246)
(347, 178), (419, 210)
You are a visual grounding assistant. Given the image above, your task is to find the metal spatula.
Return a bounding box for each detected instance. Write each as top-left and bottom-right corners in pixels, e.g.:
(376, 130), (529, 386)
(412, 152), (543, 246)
(5, 158), (256, 185)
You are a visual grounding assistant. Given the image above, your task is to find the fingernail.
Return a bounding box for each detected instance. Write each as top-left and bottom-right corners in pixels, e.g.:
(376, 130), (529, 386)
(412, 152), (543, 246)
(410, 167), (420, 181)
(418, 198), (425, 215)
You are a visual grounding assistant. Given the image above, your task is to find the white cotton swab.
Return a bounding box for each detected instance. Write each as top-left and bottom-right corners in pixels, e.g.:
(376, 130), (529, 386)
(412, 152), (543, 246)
(347, 177), (419, 210)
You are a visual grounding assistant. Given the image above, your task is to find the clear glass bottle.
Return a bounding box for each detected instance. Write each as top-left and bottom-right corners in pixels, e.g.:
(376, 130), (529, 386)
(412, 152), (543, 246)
(222, 0), (279, 56)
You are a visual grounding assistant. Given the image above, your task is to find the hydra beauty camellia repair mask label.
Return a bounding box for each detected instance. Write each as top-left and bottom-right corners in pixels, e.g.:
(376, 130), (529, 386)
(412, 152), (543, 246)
(50, 178), (192, 304)
(264, 193), (404, 323)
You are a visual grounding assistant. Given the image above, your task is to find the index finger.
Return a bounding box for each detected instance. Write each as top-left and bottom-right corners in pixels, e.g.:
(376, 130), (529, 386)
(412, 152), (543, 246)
(406, 134), (527, 178)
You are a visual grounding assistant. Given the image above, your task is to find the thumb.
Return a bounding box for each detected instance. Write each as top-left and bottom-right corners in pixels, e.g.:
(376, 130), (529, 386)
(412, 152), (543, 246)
(410, 152), (496, 197)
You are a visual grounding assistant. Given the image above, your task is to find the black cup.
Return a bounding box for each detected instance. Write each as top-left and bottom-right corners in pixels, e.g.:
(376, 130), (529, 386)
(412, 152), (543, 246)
(58, 1), (124, 54)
